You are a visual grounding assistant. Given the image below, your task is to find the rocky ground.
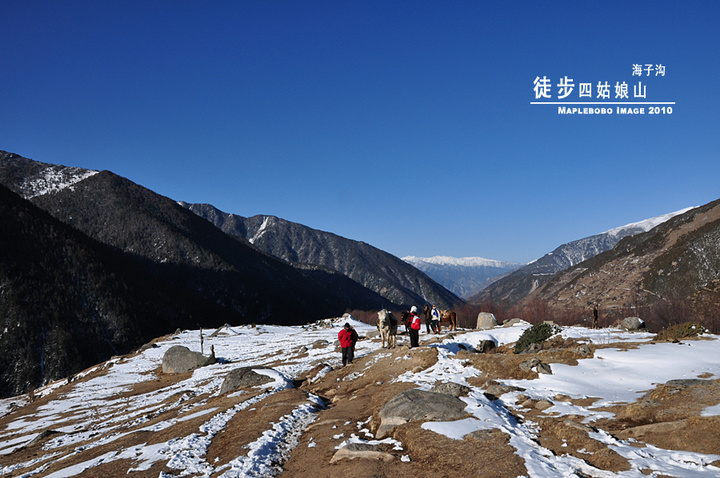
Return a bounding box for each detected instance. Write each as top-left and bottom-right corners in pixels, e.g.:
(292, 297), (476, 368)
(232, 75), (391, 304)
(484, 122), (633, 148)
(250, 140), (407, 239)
(1, 320), (719, 477)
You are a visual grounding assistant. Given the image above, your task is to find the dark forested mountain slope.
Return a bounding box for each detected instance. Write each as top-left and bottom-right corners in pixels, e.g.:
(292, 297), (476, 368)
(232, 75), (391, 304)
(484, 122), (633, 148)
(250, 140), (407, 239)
(0, 151), (397, 396)
(0, 184), (242, 396)
(180, 202), (461, 309)
(25, 170), (387, 321)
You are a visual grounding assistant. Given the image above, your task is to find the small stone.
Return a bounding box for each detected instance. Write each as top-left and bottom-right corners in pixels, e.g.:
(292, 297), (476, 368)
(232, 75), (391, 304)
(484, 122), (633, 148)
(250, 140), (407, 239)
(537, 363), (552, 374)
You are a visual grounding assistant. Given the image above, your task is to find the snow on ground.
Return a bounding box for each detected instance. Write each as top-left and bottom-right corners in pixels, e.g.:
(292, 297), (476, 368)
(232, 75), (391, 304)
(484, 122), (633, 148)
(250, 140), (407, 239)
(413, 327), (720, 477)
(1, 319), (720, 477)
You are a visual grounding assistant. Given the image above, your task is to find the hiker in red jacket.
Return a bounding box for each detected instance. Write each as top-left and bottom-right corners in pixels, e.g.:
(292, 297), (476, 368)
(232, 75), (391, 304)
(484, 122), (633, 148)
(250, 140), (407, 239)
(408, 306), (421, 348)
(338, 322), (358, 366)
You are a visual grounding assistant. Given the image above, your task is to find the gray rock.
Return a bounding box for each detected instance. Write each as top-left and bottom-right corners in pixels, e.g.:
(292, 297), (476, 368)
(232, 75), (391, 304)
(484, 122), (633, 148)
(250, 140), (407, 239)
(665, 379), (716, 388)
(476, 312), (498, 330)
(477, 339), (497, 353)
(485, 383), (525, 401)
(503, 318), (526, 327)
(377, 389), (468, 438)
(330, 443), (394, 463)
(429, 382), (471, 397)
(220, 367), (275, 394)
(575, 345), (592, 356)
(138, 342), (157, 352)
(311, 339), (330, 349)
(162, 345), (216, 374)
(621, 420), (688, 438)
(563, 418), (597, 433)
(520, 358), (541, 371)
(537, 363), (553, 374)
(622, 317), (646, 330)
(520, 342), (543, 354)
(466, 429), (494, 441)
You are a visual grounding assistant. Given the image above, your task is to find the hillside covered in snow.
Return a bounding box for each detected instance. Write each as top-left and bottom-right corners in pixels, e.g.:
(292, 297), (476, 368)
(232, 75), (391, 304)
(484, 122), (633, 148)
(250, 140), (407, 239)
(1, 318), (719, 477)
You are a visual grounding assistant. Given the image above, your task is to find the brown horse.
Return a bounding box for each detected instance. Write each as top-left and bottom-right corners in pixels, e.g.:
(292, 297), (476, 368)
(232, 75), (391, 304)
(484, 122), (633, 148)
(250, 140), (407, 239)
(439, 310), (457, 331)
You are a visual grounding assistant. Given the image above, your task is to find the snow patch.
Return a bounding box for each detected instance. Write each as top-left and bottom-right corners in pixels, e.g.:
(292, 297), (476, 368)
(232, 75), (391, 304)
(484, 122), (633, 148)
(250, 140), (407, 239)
(21, 166), (99, 199)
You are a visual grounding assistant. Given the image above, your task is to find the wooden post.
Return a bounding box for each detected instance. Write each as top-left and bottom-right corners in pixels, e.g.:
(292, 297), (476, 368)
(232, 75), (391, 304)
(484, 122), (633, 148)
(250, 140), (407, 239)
(199, 327), (204, 355)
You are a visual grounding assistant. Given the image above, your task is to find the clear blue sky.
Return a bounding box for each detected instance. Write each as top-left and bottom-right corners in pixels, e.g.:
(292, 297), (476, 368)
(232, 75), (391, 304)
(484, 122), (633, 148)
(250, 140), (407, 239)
(2, 1), (718, 263)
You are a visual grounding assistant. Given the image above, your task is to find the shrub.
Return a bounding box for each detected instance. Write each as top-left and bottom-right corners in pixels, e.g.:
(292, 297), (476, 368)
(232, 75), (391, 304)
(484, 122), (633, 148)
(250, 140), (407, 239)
(514, 322), (561, 354)
(654, 322), (707, 342)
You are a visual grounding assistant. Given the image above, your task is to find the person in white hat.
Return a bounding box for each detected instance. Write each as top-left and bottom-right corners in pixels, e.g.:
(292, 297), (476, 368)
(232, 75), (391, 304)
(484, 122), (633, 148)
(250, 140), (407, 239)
(408, 306), (421, 348)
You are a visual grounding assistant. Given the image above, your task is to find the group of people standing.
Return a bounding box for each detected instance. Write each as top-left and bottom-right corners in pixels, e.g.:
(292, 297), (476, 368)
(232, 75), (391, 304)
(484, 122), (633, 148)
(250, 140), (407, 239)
(406, 303), (443, 346)
(338, 303), (444, 364)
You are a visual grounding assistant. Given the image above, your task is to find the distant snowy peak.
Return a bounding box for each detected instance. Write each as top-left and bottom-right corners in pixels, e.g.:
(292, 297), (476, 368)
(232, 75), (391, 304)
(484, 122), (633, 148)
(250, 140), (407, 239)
(403, 255), (523, 268)
(604, 207), (696, 237)
(403, 255), (525, 299)
(22, 166), (99, 198)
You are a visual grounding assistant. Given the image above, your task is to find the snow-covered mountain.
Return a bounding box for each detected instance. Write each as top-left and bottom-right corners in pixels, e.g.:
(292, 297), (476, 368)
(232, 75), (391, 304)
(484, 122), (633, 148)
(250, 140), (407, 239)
(402, 256), (524, 299)
(471, 207), (695, 305)
(0, 150), (98, 199)
(1, 319), (719, 477)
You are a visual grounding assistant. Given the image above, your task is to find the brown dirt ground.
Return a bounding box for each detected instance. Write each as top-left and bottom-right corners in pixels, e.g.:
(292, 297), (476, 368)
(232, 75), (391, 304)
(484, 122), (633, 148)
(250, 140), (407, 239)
(2, 334), (720, 477)
(285, 344), (527, 478)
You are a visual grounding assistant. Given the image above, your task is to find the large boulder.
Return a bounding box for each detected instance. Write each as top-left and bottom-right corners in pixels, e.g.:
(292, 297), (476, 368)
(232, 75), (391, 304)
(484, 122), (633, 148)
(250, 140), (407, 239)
(162, 345), (216, 374)
(476, 312), (498, 330)
(220, 367), (277, 394)
(377, 388), (467, 438)
(622, 317), (646, 331)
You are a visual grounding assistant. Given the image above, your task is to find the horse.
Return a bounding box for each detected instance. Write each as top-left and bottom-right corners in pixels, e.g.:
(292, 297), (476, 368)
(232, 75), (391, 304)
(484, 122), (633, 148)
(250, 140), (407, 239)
(439, 310), (457, 331)
(423, 304), (432, 332)
(377, 309), (398, 348)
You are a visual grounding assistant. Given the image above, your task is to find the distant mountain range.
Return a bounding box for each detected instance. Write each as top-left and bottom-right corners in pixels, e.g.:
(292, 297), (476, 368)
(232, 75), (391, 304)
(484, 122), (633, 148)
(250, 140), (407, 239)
(402, 256), (524, 298)
(470, 208), (694, 306)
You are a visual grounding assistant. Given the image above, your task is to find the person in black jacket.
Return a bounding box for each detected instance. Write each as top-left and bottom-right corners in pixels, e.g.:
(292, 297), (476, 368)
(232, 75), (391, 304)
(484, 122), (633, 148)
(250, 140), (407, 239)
(423, 304), (432, 333)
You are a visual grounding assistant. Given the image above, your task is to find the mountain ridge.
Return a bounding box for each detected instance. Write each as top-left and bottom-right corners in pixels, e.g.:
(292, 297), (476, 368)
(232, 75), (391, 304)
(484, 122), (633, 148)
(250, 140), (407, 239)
(471, 207), (694, 306)
(525, 198), (720, 319)
(180, 202), (461, 309)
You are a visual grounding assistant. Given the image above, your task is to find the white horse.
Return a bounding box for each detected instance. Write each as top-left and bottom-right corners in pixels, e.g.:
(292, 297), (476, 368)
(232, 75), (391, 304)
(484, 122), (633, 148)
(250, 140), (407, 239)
(377, 309), (397, 348)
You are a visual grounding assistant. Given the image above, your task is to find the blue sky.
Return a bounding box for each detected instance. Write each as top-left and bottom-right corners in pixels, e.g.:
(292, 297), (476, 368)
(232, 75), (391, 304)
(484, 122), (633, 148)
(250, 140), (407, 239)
(2, 1), (718, 263)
